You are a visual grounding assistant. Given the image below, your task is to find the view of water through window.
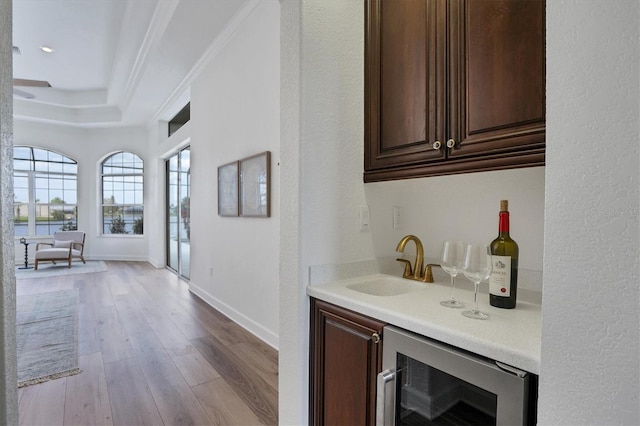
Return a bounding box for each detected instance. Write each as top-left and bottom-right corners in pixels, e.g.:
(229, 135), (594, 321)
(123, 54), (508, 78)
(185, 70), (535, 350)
(101, 151), (144, 235)
(13, 147), (78, 237)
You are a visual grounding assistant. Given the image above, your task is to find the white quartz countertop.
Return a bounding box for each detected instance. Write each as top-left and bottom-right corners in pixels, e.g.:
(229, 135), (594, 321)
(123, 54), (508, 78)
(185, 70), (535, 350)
(307, 273), (541, 375)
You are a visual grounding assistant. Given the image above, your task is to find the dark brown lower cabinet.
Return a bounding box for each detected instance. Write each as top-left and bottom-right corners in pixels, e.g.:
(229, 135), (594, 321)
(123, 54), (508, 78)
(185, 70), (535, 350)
(310, 298), (386, 426)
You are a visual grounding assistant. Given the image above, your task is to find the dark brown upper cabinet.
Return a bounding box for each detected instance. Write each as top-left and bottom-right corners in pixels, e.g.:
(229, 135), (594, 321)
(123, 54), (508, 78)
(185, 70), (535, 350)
(364, 0), (546, 182)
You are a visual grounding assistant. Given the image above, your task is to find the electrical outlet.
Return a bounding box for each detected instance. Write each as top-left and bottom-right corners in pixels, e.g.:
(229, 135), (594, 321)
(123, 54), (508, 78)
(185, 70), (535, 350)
(392, 206), (402, 230)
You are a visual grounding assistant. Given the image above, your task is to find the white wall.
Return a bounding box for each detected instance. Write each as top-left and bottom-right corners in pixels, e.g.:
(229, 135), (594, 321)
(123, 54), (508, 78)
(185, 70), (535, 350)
(540, 1), (639, 424)
(364, 168), (545, 271)
(13, 121), (149, 262)
(175, 0), (280, 349)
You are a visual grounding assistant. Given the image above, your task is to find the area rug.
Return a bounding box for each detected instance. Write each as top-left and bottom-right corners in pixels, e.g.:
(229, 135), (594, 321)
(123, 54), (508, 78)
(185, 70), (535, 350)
(16, 289), (81, 387)
(16, 260), (107, 280)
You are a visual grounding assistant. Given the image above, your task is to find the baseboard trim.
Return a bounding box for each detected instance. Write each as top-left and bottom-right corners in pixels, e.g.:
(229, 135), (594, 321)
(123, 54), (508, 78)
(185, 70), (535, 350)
(189, 281), (279, 351)
(15, 255), (151, 265)
(85, 255), (149, 262)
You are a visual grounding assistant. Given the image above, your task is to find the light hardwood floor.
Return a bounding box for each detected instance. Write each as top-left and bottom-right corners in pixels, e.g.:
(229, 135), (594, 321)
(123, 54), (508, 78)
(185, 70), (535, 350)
(16, 261), (278, 426)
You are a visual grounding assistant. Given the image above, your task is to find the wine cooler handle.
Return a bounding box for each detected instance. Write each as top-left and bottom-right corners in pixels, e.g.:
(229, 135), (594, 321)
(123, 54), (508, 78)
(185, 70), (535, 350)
(432, 140), (442, 150)
(376, 369), (396, 426)
(495, 361), (528, 378)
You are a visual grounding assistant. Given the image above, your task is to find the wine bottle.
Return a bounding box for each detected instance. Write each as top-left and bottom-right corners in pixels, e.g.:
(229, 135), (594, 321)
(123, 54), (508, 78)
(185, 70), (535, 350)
(489, 200), (519, 309)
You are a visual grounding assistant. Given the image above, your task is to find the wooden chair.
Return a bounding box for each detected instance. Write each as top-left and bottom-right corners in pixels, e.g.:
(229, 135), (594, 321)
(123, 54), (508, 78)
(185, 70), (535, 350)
(34, 231), (86, 270)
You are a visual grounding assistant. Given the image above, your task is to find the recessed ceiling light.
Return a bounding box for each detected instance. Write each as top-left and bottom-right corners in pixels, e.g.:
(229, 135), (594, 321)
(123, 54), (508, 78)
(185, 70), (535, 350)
(40, 46), (55, 53)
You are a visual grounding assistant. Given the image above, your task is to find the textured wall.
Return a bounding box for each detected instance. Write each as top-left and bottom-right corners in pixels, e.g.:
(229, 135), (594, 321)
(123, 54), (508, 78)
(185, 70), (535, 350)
(0, 0), (18, 423)
(299, 0), (375, 266)
(540, 0), (639, 423)
(278, 0), (304, 423)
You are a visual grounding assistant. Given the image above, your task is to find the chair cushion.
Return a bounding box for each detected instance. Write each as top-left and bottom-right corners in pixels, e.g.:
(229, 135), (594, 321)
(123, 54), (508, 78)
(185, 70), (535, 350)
(54, 231), (84, 242)
(53, 240), (73, 249)
(35, 248), (71, 260)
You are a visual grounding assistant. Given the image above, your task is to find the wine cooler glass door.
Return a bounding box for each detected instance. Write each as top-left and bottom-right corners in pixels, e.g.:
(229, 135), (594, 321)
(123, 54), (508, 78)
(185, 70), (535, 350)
(378, 326), (532, 426)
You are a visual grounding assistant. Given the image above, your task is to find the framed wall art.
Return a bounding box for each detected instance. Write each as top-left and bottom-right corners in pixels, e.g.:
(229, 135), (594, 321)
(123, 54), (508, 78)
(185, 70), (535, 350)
(217, 161), (239, 216)
(239, 151), (271, 217)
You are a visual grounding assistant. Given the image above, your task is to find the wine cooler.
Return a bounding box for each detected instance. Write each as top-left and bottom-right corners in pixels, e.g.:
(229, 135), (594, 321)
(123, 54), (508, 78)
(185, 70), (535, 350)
(377, 326), (536, 425)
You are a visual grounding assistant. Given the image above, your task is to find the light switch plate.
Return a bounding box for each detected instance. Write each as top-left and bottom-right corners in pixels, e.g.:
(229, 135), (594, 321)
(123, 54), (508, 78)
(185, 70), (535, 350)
(359, 205), (370, 232)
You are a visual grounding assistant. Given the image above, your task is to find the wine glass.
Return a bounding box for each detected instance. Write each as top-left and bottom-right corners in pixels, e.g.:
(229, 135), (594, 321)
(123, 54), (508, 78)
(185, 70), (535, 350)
(461, 244), (493, 320)
(439, 241), (465, 308)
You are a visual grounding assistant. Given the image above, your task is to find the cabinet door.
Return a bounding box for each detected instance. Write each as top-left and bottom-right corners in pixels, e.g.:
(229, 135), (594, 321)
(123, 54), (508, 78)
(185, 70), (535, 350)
(364, 0), (546, 181)
(364, 0), (446, 173)
(310, 299), (385, 426)
(448, 0), (545, 164)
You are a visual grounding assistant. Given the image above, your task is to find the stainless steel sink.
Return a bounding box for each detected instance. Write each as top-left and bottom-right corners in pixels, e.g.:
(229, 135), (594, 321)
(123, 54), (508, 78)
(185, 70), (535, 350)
(346, 277), (424, 296)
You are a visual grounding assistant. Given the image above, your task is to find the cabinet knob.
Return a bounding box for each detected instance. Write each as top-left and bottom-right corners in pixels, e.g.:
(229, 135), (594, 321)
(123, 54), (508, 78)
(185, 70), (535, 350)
(432, 141), (442, 150)
(446, 138), (456, 148)
(372, 332), (381, 344)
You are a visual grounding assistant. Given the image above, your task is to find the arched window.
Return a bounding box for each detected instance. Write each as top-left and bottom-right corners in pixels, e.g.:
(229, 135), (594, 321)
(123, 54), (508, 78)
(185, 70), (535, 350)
(14, 147), (78, 237)
(101, 152), (144, 235)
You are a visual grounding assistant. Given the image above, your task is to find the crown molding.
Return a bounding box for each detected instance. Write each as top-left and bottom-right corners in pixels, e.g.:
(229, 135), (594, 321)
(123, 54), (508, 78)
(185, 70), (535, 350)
(150, 0), (262, 126)
(119, 0), (180, 114)
(14, 100), (122, 127)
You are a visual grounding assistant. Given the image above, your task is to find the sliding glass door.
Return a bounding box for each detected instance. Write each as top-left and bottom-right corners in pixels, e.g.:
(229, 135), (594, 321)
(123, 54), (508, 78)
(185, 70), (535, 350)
(166, 147), (190, 279)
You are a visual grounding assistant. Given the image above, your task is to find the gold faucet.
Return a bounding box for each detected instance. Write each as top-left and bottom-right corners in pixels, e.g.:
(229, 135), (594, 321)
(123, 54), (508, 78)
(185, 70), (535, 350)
(396, 235), (433, 283)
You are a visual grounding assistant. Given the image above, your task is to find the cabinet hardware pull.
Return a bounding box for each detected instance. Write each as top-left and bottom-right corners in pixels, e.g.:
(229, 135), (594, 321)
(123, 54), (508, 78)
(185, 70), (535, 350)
(432, 141), (442, 150)
(446, 138), (456, 148)
(372, 332), (381, 343)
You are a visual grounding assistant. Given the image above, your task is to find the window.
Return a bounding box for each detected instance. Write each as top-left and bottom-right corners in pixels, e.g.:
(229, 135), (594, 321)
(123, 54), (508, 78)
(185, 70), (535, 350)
(168, 102), (190, 137)
(14, 147), (78, 237)
(101, 152), (144, 235)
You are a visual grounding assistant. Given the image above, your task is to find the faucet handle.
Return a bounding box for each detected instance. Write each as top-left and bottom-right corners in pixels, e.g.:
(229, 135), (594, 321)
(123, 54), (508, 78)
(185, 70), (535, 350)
(422, 264), (441, 283)
(396, 258), (413, 279)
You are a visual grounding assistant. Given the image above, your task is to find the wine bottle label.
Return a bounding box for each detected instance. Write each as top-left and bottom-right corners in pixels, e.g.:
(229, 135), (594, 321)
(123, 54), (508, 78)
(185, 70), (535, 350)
(489, 255), (511, 297)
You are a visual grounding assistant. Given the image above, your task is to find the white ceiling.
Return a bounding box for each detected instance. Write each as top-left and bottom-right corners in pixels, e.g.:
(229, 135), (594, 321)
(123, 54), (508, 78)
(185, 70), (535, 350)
(12, 0), (251, 128)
